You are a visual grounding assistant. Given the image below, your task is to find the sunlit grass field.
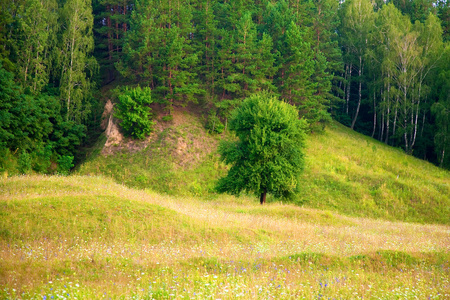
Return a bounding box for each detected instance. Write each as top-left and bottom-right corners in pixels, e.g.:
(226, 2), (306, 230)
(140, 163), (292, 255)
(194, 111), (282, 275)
(1, 175), (449, 299)
(78, 115), (450, 225)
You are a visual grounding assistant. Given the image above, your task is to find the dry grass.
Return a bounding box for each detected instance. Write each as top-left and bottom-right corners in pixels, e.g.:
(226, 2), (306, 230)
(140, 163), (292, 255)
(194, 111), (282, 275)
(1, 175), (449, 299)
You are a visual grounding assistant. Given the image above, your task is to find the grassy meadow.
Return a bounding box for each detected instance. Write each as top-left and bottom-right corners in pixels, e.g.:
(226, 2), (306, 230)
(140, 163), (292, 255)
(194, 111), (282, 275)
(1, 175), (449, 299)
(2, 113), (450, 299)
(77, 112), (450, 225)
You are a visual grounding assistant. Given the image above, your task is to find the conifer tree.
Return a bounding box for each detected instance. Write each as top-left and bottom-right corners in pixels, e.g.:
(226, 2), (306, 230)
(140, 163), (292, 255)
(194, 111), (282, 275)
(92, 0), (133, 82)
(233, 12), (259, 98)
(119, 0), (202, 114)
(310, 0), (343, 109)
(280, 22), (317, 117)
(193, 0), (219, 97)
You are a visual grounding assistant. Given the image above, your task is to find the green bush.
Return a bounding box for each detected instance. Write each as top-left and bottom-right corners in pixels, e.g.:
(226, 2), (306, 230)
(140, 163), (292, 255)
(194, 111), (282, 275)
(0, 147), (17, 177)
(205, 110), (225, 134)
(57, 155), (74, 175)
(114, 86), (154, 139)
(17, 150), (32, 174)
(32, 144), (53, 173)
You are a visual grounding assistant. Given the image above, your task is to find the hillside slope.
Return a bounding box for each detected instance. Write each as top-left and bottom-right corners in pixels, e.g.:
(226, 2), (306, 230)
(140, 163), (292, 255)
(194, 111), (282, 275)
(1, 175), (449, 298)
(77, 109), (450, 224)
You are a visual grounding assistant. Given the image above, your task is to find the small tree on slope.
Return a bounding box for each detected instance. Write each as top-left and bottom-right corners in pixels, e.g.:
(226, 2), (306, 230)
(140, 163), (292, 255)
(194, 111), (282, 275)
(216, 92), (307, 204)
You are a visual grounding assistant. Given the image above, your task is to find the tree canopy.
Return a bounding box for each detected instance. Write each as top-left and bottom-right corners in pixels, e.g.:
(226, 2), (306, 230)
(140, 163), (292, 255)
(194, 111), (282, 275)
(216, 92), (307, 204)
(1, 0), (449, 174)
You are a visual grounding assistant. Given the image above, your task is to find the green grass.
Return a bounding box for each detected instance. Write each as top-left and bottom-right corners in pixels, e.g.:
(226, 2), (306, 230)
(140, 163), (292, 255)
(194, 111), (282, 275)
(1, 175), (449, 299)
(77, 112), (225, 197)
(2, 112), (449, 298)
(298, 122), (450, 224)
(77, 112), (450, 225)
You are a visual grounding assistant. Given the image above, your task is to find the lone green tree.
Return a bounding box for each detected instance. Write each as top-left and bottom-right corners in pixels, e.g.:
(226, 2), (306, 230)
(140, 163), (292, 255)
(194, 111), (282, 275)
(216, 92), (307, 204)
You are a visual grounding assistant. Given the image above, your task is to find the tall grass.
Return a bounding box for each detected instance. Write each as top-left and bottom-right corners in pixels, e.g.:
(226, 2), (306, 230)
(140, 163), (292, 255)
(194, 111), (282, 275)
(1, 175), (449, 299)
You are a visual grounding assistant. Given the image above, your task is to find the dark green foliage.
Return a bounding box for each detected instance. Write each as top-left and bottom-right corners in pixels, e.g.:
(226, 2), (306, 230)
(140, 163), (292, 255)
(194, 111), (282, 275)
(0, 63), (84, 174)
(92, 0), (133, 83)
(0, 0), (96, 173)
(114, 86), (154, 139)
(216, 92), (307, 203)
(118, 0), (203, 113)
(0, 65), (20, 146)
(205, 110), (225, 134)
(51, 121), (86, 157)
(431, 56), (450, 168)
(437, 1), (449, 42)
(17, 150), (32, 174)
(0, 0), (448, 173)
(0, 65), (59, 152)
(32, 144), (53, 173)
(57, 155), (74, 175)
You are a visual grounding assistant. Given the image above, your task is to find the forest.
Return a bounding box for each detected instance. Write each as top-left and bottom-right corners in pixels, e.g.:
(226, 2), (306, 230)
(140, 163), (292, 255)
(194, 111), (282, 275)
(0, 0), (449, 173)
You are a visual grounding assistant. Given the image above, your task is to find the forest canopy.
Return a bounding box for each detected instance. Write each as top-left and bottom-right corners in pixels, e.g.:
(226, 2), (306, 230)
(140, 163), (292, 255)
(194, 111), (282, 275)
(0, 0), (449, 173)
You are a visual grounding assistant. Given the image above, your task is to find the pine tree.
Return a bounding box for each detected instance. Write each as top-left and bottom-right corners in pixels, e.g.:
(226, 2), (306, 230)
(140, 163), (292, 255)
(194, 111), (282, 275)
(193, 0), (219, 97)
(92, 0), (133, 83)
(310, 0), (343, 112)
(252, 32), (277, 92)
(233, 12), (259, 98)
(280, 22), (316, 117)
(119, 0), (202, 114)
(117, 0), (158, 85)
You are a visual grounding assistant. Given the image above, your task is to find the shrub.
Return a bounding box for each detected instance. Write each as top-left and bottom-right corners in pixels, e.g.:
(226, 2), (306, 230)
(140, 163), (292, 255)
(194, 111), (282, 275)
(57, 155), (74, 175)
(114, 86), (155, 139)
(17, 150), (32, 174)
(205, 110), (225, 134)
(32, 144), (53, 173)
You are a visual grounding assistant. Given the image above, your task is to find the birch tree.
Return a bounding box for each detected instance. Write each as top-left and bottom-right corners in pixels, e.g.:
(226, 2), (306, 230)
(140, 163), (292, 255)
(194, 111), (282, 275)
(340, 0), (375, 129)
(58, 0), (97, 123)
(9, 0), (58, 93)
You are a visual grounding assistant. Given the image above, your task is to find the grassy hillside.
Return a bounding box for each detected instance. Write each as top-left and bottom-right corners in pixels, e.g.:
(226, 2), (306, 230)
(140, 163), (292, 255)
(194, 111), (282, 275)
(77, 109), (450, 225)
(1, 175), (449, 299)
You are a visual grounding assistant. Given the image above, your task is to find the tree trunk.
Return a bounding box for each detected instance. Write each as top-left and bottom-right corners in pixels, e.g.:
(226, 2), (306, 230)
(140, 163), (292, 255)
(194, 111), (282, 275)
(260, 191), (266, 205)
(393, 95), (398, 140)
(411, 83), (421, 150)
(346, 63), (352, 115)
(351, 57), (362, 130)
(371, 83), (376, 138)
(67, 18), (76, 121)
(385, 76), (391, 144)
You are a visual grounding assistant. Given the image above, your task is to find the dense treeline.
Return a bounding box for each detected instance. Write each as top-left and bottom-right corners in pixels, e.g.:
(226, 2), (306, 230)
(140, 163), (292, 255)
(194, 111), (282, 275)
(0, 0), (99, 174)
(0, 0), (449, 174)
(337, 0), (450, 168)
